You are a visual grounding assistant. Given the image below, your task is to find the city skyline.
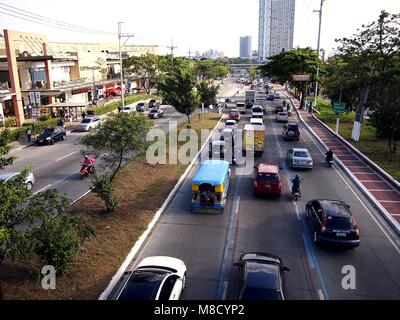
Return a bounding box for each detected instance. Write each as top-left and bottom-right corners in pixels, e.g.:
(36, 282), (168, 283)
(0, 1), (399, 58)
(239, 36), (252, 59)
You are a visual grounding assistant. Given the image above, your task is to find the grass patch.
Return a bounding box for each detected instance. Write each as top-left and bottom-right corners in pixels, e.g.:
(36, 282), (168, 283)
(0, 112), (221, 299)
(315, 101), (400, 181)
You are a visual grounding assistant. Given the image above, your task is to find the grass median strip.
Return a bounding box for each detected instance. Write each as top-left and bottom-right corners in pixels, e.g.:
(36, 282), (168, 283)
(0, 113), (221, 299)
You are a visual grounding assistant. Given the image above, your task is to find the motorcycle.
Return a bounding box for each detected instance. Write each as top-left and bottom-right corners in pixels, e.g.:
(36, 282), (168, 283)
(80, 163), (95, 180)
(325, 156), (333, 168)
(292, 187), (301, 201)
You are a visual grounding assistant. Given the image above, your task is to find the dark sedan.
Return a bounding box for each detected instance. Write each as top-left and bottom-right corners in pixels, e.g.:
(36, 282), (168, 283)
(136, 102), (148, 112)
(234, 252), (289, 300)
(148, 108), (164, 119)
(37, 126), (66, 145)
(149, 99), (160, 109)
(305, 199), (360, 248)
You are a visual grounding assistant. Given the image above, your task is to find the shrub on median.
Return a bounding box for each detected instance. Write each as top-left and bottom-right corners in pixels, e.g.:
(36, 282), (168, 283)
(90, 94), (156, 116)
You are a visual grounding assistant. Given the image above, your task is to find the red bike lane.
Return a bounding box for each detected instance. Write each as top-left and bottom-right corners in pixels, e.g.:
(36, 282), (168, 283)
(284, 90), (400, 226)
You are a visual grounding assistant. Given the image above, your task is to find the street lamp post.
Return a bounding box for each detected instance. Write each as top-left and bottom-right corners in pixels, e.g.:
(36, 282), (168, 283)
(118, 22), (134, 108)
(313, 0), (325, 107)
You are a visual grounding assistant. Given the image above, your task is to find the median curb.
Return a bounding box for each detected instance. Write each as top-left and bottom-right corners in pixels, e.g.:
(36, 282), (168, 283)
(98, 114), (225, 300)
(281, 90), (400, 237)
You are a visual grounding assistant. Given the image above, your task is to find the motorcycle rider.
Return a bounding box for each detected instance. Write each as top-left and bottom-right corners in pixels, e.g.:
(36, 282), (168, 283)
(291, 174), (301, 195)
(325, 149), (334, 162)
(82, 154), (95, 174)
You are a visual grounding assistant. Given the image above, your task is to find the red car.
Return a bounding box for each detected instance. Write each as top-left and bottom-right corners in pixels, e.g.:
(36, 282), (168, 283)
(253, 164), (282, 197)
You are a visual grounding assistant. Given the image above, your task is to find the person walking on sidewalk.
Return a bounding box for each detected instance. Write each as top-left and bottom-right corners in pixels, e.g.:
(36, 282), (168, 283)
(25, 127), (32, 143)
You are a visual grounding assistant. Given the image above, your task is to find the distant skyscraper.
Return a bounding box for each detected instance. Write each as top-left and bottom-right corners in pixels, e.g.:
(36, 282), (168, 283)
(239, 36), (252, 59)
(258, 0), (295, 60)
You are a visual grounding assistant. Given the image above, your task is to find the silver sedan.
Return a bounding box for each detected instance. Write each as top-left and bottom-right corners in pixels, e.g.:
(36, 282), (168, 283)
(287, 148), (313, 169)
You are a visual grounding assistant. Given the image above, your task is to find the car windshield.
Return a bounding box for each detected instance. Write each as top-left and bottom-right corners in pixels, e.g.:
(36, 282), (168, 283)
(294, 151), (309, 157)
(326, 216), (353, 229)
(288, 125), (298, 131)
(138, 103), (145, 106)
(257, 173), (279, 183)
(117, 270), (165, 300)
(122, 107), (130, 110)
(150, 109), (157, 113)
(150, 100), (156, 103)
(81, 119), (91, 123)
(253, 107), (262, 112)
(278, 112), (287, 116)
(241, 288), (282, 300)
(226, 121), (235, 125)
(42, 128), (54, 135)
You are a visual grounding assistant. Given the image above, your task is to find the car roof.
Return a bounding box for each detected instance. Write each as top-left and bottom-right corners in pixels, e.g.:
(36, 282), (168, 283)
(317, 200), (352, 217)
(192, 160), (230, 186)
(292, 148), (309, 153)
(287, 122), (298, 126)
(0, 172), (18, 180)
(257, 164), (279, 174)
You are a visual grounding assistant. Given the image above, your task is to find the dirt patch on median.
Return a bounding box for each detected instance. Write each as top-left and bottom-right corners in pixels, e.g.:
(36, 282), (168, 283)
(0, 113), (221, 300)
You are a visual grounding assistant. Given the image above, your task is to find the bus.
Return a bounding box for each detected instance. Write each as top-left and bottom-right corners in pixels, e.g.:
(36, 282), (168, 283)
(191, 160), (231, 213)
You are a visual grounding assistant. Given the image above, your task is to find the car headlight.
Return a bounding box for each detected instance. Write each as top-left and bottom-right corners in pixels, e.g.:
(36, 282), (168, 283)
(46, 137), (51, 140)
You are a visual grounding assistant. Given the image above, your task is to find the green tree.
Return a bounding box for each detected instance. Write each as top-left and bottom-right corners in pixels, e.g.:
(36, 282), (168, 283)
(0, 129), (15, 169)
(158, 64), (200, 125)
(248, 67), (258, 82)
(259, 47), (326, 108)
(80, 113), (152, 212)
(124, 54), (168, 94)
(196, 81), (220, 108)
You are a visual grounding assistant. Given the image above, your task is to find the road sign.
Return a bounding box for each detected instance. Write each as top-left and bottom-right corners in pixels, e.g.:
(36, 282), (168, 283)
(306, 96), (316, 105)
(333, 102), (345, 113)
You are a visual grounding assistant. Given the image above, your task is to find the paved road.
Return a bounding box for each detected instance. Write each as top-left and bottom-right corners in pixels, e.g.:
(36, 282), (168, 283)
(3, 81), (242, 203)
(108, 91), (400, 300)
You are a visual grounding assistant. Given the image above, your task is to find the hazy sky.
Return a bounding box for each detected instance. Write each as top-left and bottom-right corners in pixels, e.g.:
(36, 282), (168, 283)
(0, 0), (399, 57)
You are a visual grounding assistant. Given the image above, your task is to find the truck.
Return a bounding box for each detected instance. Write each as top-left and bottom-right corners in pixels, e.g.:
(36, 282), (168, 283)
(243, 124), (265, 157)
(245, 90), (255, 108)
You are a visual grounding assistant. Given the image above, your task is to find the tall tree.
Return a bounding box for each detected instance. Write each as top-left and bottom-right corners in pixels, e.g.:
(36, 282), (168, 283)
(80, 113), (152, 212)
(196, 81), (220, 108)
(157, 64), (200, 125)
(0, 129), (15, 169)
(259, 47), (325, 108)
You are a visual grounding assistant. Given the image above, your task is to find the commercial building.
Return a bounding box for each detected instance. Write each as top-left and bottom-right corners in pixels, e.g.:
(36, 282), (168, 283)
(239, 36), (252, 59)
(258, 0), (295, 60)
(0, 29), (158, 126)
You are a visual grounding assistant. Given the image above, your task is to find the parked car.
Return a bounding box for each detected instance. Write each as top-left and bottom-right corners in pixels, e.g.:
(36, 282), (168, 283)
(282, 122), (300, 141)
(305, 199), (360, 248)
(136, 102), (148, 112)
(250, 118), (264, 126)
(116, 256), (187, 300)
(276, 112), (289, 122)
(148, 108), (164, 119)
(234, 252), (289, 300)
(77, 116), (101, 132)
(287, 148), (313, 169)
(120, 106), (135, 114)
(251, 105), (264, 118)
(0, 171), (35, 191)
(225, 119), (237, 129)
(253, 164), (282, 197)
(149, 99), (160, 109)
(38, 126), (66, 145)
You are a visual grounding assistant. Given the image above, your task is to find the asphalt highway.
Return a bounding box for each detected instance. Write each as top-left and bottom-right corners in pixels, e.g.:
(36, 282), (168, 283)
(108, 90), (400, 300)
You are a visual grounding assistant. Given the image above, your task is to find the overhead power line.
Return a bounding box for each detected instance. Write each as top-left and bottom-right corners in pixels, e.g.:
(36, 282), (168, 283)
(0, 2), (116, 35)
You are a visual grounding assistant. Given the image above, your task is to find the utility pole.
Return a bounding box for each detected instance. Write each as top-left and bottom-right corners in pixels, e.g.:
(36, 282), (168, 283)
(188, 46), (192, 59)
(118, 22), (134, 108)
(167, 39), (177, 67)
(313, 0), (325, 107)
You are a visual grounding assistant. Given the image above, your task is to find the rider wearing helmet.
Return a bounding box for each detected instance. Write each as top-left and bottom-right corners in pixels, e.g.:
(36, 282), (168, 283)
(83, 154), (95, 173)
(326, 149), (334, 161)
(292, 174), (301, 194)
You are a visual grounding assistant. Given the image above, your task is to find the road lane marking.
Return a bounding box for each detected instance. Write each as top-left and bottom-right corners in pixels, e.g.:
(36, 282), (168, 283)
(55, 151), (77, 162)
(51, 170), (81, 186)
(33, 184), (51, 194)
(222, 280), (229, 300)
(216, 177), (241, 300)
(317, 289), (325, 300)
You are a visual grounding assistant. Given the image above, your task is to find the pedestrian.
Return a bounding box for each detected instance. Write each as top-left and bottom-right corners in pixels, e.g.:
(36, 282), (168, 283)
(28, 105), (32, 118)
(118, 106), (122, 113)
(23, 105), (28, 116)
(308, 102), (313, 114)
(58, 118), (64, 127)
(82, 111), (87, 119)
(25, 127), (32, 143)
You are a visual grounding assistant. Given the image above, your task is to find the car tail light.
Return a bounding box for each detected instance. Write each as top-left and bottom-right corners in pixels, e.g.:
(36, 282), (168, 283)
(254, 181), (258, 188)
(352, 217), (360, 237)
(321, 216), (328, 233)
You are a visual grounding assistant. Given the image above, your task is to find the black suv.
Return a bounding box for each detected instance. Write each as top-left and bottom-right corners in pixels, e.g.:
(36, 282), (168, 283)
(305, 199), (360, 248)
(274, 105), (284, 114)
(37, 126), (66, 145)
(234, 252), (289, 300)
(282, 123), (300, 141)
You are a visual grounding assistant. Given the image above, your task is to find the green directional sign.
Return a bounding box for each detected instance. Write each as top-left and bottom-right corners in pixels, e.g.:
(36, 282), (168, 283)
(306, 96), (316, 105)
(333, 102), (345, 113)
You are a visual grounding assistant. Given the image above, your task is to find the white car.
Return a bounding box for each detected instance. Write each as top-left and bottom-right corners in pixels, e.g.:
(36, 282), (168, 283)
(251, 105), (264, 118)
(120, 106), (135, 114)
(116, 256), (187, 300)
(276, 112), (289, 122)
(250, 118), (264, 126)
(287, 148), (313, 169)
(0, 171), (35, 191)
(77, 116), (101, 131)
(225, 119), (237, 128)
